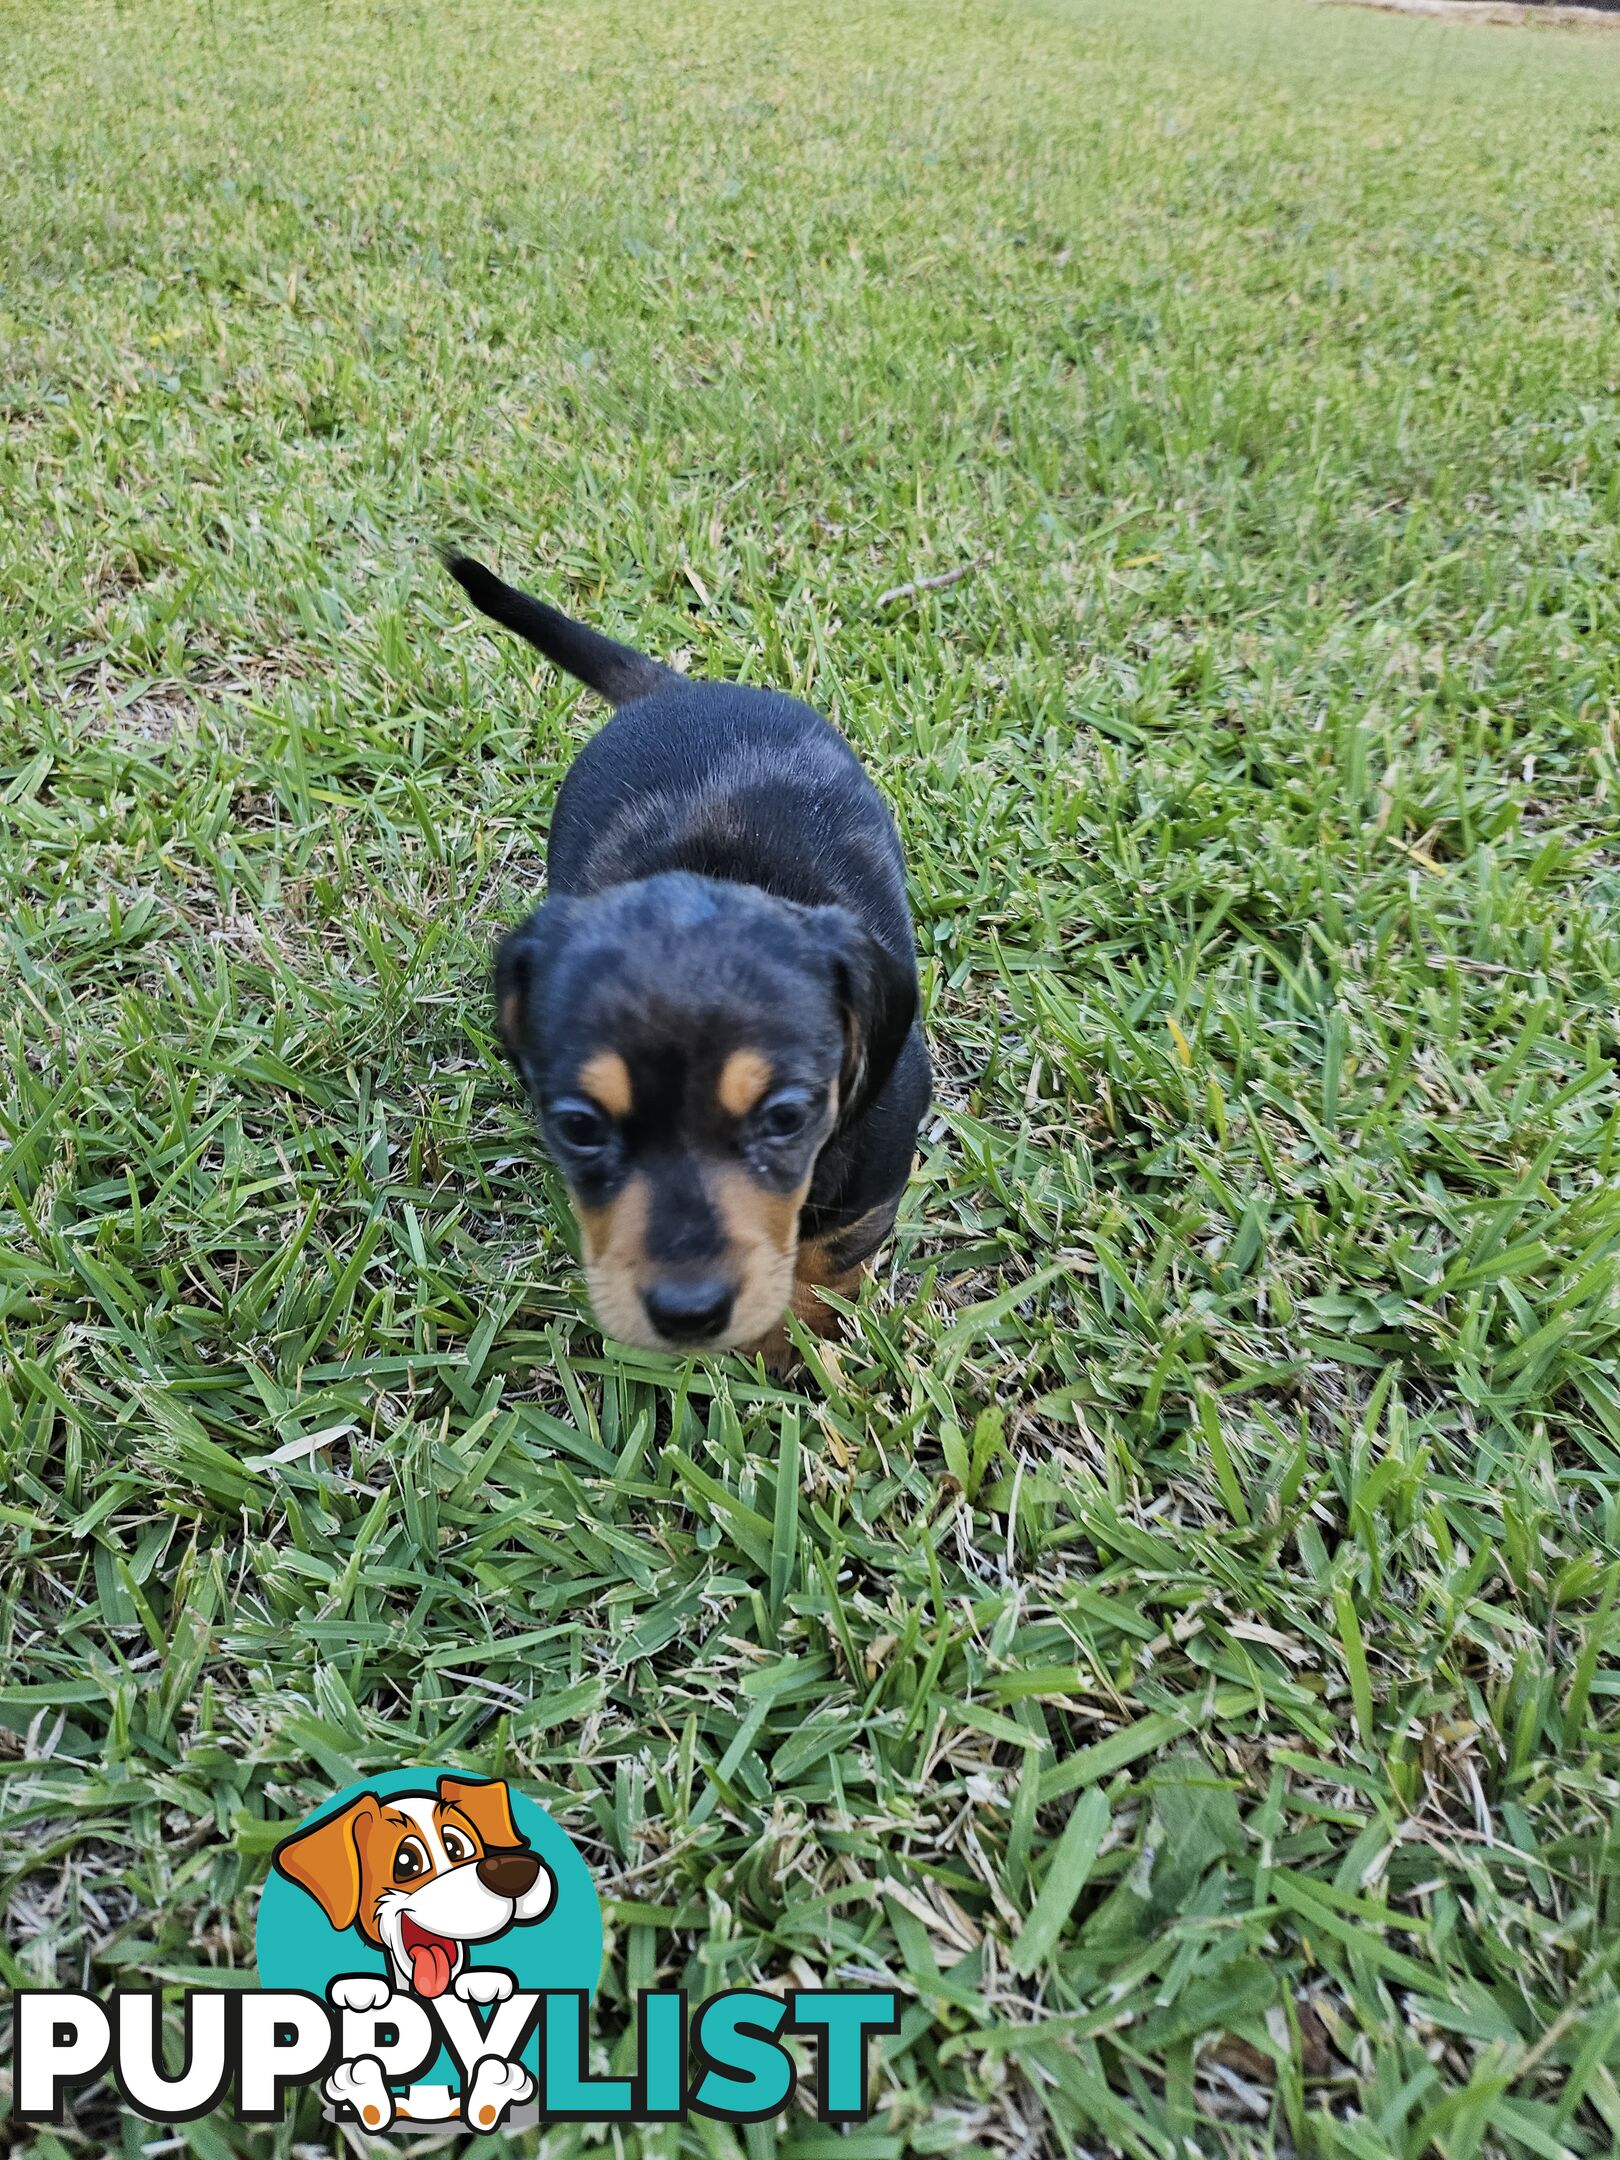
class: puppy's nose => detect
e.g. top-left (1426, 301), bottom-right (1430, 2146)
top-left (643, 1278), bottom-right (735, 1345)
top-left (477, 1850), bottom-right (541, 1898)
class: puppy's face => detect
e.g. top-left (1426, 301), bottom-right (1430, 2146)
top-left (496, 873), bottom-right (914, 1352)
top-left (272, 1775), bottom-right (556, 2000)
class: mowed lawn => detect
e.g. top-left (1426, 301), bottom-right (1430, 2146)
top-left (5, 0), bottom-right (1620, 2152)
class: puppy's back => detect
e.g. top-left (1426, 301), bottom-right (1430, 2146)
top-left (445, 553), bottom-right (915, 953)
top-left (551, 683), bottom-right (914, 959)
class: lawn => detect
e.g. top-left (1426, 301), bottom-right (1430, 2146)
top-left (4, 0), bottom-right (1620, 2151)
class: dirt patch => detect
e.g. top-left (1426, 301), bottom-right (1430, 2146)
top-left (1319, 0), bottom-right (1620, 24)
top-left (51, 656), bottom-right (297, 748)
top-left (91, 681), bottom-right (202, 745)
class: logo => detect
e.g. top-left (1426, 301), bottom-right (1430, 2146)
top-left (12, 1767), bottom-right (898, 2132)
top-left (257, 1768), bottom-right (602, 2128)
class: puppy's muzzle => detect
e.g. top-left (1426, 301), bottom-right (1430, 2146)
top-left (476, 1847), bottom-right (542, 1898)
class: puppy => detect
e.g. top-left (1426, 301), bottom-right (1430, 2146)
top-left (448, 551), bottom-right (930, 1365)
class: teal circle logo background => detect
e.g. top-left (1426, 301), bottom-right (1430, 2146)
top-left (256, 1769), bottom-right (602, 2083)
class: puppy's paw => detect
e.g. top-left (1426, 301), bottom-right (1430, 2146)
top-left (326, 2056), bottom-right (394, 2131)
top-left (330, 1973), bottom-right (393, 2014)
top-left (463, 2056), bottom-right (533, 2131)
top-left (740, 1320), bottom-right (800, 1377)
top-left (454, 1965), bottom-right (515, 2006)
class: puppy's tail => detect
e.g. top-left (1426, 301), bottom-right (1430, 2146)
top-left (442, 551), bottom-right (680, 707)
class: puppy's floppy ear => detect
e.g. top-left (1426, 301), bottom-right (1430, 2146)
top-left (812, 907), bottom-right (917, 1128)
top-left (438, 1775), bottom-right (524, 1852)
top-left (494, 897), bottom-right (579, 1078)
top-left (272, 1794), bottom-right (381, 1931)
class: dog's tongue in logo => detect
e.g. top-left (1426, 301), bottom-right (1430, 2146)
top-left (402, 1916), bottom-right (457, 1998)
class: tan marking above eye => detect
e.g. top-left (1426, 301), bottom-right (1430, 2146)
top-left (717, 1048), bottom-right (773, 1119)
top-left (579, 1050), bottom-right (633, 1119)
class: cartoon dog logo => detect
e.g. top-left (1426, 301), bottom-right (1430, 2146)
top-left (273, 1774), bottom-right (557, 2128)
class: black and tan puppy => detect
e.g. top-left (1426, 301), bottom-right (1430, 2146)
top-left (448, 552), bottom-right (929, 1366)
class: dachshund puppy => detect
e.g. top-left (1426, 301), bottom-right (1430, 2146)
top-left (449, 552), bottom-right (929, 1365)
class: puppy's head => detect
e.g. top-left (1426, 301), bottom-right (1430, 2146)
top-left (494, 871), bottom-right (915, 1352)
top-left (272, 1776), bottom-right (554, 1998)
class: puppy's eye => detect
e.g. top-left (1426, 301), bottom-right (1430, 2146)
top-left (548, 1098), bottom-right (612, 1154)
top-left (755, 1091), bottom-right (813, 1142)
top-left (393, 1837), bottom-right (430, 1883)
top-left (442, 1828), bottom-right (475, 1865)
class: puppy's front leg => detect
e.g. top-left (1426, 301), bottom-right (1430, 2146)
top-left (744, 1228), bottom-right (879, 1374)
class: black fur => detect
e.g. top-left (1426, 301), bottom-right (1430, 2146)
top-left (457, 549), bottom-right (930, 1350)
top-left (445, 553), bottom-right (676, 707)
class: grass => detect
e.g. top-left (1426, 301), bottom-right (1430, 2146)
top-left (4, 0), bottom-right (1620, 2151)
